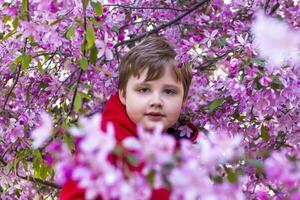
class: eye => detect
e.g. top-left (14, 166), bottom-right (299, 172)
top-left (137, 87), bottom-right (150, 93)
top-left (164, 89), bottom-right (176, 95)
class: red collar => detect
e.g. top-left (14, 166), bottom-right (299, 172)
top-left (101, 94), bottom-right (137, 142)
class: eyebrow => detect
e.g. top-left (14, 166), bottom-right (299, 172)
top-left (135, 82), bottom-right (180, 90)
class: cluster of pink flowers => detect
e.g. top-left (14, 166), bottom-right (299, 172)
top-left (46, 114), bottom-right (245, 199)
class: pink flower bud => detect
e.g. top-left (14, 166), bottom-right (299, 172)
top-left (43, 76), bottom-right (51, 83)
top-left (107, 41), bottom-right (114, 47)
top-left (118, 34), bottom-right (125, 41)
top-left (50, 2), bottom-right (58, 13)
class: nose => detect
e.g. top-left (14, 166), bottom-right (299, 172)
top-left (150, 93), bottom-right (163, 108)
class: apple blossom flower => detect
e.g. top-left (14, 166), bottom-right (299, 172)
top-left (178, 125), bottom-right (193, 138)
top-left (251, 10), bottom-right (300, 70)
top-left (31, 112), bottom-right (53, 148)
top-left (95, 32), bottom-right (114, 60)
top-left (201, 29), bottom-right (218, 48)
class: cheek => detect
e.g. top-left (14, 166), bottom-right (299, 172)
top-left (126, 100), bottom-right (145, 123)
top-left (165, 98), bottom-right (183, 124)
top-left (166, 98), bottom-right (184, 113)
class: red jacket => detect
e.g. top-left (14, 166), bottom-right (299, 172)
top-left (60, 94), bottom-right (198, 200)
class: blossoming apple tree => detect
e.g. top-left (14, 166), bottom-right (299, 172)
top-left (0, 0), bottom-right (300, 199)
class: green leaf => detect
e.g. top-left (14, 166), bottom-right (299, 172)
top-left (216, 38), bottom-right (227, 47)
top-left (32, 150), bottom-right (43, 178)
top-left (79, 91), bottom-right (91, 100)
top-left (80, 56), bottom-right (88, 70)
top-left (22, 0), bottom-right (28, 12)
top-left (4, 15), bottom-right (11, 23)
top-left (10, 92), bottom-right (16, 98)
top-left (22, 54), bottom-right (32, 70)
top-left (10, 64), bottom-right (17, 73)
top-left (63, 135), bottom-right (75, 151)
top-left (83, 83), bottom-right (93, 91)
top-left (227, 169), bottom-right (238, 183)
top-left (86, 25), bottom-right (95, 49)
top-left (90, 45), bottom-right (98, 64)
top-left (252, 58), bottom-right (265, 67)
top-left (12, 18), bottom-right (19, 30)
top-left (39, 164), bottom-right (51, 181)
top-left (246, 159), bottom-right (263, 169)
top-left (271, 76), bottom-right (283, 90)
top-left (146, 170), bottom-right (155, 187)
top-left (212, 175), bottom-right (224, 184)
top-left (6, 163), bottom-right (13, 171)
top-left (91, 1), bottom-right (103, 16)
top-left (37, 60), bottom-right (44, 74)
top-left (22, 160), bottom-right (28, 172)
top-left (261, 125), bottom-right (270, 142)
top-left (1, 30), bottom-right (16, 41)
top-left (112, 25), bottom-right (119, 34)
top-left (209, 98), bottom-right (224, 112)
top-left (74, 93), bottom-right (82, 113)
top-left (66, 25), bottom-right (75, 40)
top-left (126, 154), bottom-right (138, 166)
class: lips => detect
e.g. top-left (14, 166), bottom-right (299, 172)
top-left (145, 112), bottom-right (165, 121)
top-left (145, 112), bottom-right (165, 116)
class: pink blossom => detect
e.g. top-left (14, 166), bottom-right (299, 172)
top-left (201, 29), bottom-right (218, 48)
top-left (31, 112), bottom-right (53, 148)
top-left (252, 10), bottom-right (300, 69)
top-left (69, 114), bottom-right (116, 162)
top-left (95, 32), bottom-right (114, 60)
top-left (178, 125), bottom-right (193, 138)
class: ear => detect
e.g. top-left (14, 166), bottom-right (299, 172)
top-left (118, 90), bottom-right (126, 105)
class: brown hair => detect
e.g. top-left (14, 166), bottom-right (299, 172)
top-left (118, 36), bottom-right (192, 99)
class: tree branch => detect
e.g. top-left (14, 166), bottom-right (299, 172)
top-left (33, 51), bottom-right (73, 59)
top-left (114, 0), bottom-right (210, 48)
top-left (2, 64), bottom-right (22, 111)
top-left (104, 4), bottom-right (188, 11)
top-left (69, 0), bottom-right (87, 114)
top-left (17, 173), bottom-right (61, 189)
top-left (269, 2), bottom-right (280, 15)
top-left (264, 0), bottom-right (271, 10)
top-left (195, 50), bottom-right (233, 72)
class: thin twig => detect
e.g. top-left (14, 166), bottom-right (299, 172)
top-left (17, 174), bottom-right (61, 189)
top-left (33, 51), bottom-right (73, 59)
top-left (195, 50), bottom-right (233, 72)
top-left (264, 0), bottom-right (271, 10)
top-left (0, 157), bottom-right (6, 166)
top-left (2, 64), bottom-right (22, 111)
top-left (104, 4), bottom-right (188, 11)
top-left (69, 69), bottom-right (83, 113)
top-left (114, 0), bottom-right (210, 48)
top-left (269, 2), bottom-right (280, 15)
top-left (69, 0), bottom-right (88, 114)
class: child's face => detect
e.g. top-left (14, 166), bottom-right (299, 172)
top-left (119, 65), bottom-right (185, 131)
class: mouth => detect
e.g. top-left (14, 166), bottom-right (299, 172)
top-left (145, 112), bottom-right (165, 121)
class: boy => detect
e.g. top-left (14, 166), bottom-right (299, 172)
top-left (100, 36), bottom-right (198, 142)
top-left (60, 36), bottom-right (198, 200)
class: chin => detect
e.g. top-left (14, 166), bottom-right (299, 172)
top-left (143, 122), bottom-right (164, 132)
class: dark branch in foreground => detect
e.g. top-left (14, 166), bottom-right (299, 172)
top-left (114, 0), bottom-right (210, 48)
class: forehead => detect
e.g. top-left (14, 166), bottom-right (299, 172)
top-left (130, 65), bottom-right (183, 87)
